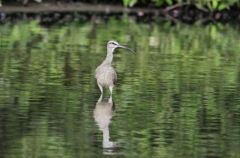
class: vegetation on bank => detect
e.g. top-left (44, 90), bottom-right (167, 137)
top-left (1, 0), bottom-right (240, 11)
top-left (122, 0), bottom-right (239, 11)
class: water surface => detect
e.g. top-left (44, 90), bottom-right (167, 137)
top-left (0, 19), bottom-right (240, 158)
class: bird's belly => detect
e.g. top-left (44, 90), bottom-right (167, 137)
top-left (97, 73), bottom-right (115, 87)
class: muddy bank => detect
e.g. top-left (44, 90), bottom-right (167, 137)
top-left (0, 2), bottom-right (240, 24)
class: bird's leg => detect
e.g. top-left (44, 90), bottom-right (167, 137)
top-left (109, 86), bottom-right (113, 97)
top-left (98, 83), bottom-right (103, 94)
top-left (108, 95), bottom-right (112, 104)
top-left (98, 93), bottom-right (103, 103)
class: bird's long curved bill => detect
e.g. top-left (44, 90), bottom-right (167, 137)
top-left (118, 45), bottom-right (135, 53)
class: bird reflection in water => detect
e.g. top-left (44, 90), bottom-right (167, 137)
top-left (93, 95), bottom-right (117, 154)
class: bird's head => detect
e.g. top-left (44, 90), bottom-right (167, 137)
top-left (107, 40), bottom-right (134, 53)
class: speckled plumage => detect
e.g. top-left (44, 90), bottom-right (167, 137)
top-left (95, 63), bottom-right (117, 88)
top-left (95, 40), bottom-right (134, 96)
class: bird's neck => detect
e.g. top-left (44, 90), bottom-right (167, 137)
top-left (102, 52), bottom-right (113, 65)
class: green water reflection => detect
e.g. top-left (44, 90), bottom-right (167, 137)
top-left (0, 19), bottom-right (240, 158)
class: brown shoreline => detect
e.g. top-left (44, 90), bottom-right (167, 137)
top-left (0, 3), bottom-right (161, 14)
top-left (0, 2), bottom-right (240, 24)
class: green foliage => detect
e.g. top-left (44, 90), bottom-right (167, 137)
top-left (1, 0), bottom-right (239, 11)
top-left (207, 0), bottom-right (230, 10)
top-left (119, 0), bottom-right (239, 10)
top-left (122, 0), bottom-right (138, 6)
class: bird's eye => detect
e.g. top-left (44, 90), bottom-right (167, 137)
top-left (109, 41), bottom-right (118, 46)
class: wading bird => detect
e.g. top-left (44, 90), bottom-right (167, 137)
top-left (95, 40), bottom-right (134, 96)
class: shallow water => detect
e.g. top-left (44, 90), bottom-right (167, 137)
top-left (0, 19), bottom-right (240, 158)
